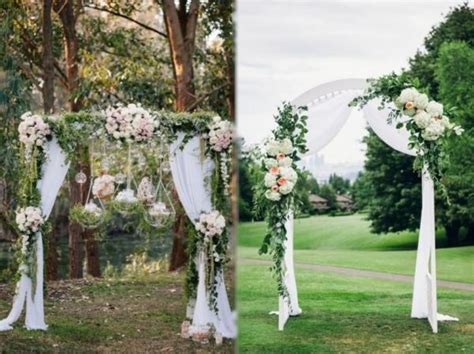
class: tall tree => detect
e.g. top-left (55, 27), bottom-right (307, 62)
top-left (53, 0), bottom-right (101, 278)
top-left (161, 0), bottom-right (200, 271)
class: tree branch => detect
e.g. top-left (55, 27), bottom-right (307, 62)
top-left (85, 4), bottom-right (168, 38)
top-left (185, 82), bottom-right (230, 112)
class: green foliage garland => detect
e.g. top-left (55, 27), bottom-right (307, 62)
top-left (255, 102), bottom-right (308, 297)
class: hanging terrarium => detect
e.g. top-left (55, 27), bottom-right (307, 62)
top-left (70, 169), bottom-right (108, 229)
top-left (111, 145), bottom-right (141, 216)
top-left (144, 154), bottom-right (175, 228)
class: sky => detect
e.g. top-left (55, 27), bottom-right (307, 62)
top-left (237, 0), bottom-right (465, 169)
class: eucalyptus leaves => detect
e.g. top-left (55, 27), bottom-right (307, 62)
top-left (256, 102), bottom-right (308, 297)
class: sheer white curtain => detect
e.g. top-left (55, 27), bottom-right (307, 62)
top-left (0, 138), bottom-right (69, 331)
top-left (169, 133), bottom-right (236, 338)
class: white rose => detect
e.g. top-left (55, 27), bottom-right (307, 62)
top-left (265, 140), bottom-right (280, 156)
top-left (426, 101), bottom-right (443, 117)
top-left (278, 182), bottom-right (294, 195)
top-left (265, 189), bottom-right (281, 201)
top-left (413, 111), bottom-right (432, 129)
top-left (278, 157), bottom-right (292, 168)
top-left (279, 138), bottom-right (294, 155)
top-left (422, 120), bottom-right (445, 141)
top-left (279, 167), bottom-right (297, 183)
top-left (264, 173), bottom-right (277, 187)
top-left (414, 93), bottom-right (429, 110)
top-left (264, 158), bottom-right (278, 169)
top-left (440, 116), bottom-right (453, 129)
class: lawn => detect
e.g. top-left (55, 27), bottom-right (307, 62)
top-left (239, 214), bottom-right (474, 283)
top-left (237, 264), bottom-right (474, 353)
top-left (0, 273), bottom-right (234, 353)
top-left (237, 213), bottom-right (474, 352)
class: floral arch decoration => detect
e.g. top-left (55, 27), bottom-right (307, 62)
top-left (0, 105), bottom-right (236, 339)
top-left (257, 78), bottom-right (462, 333)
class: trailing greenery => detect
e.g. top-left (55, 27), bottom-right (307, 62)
top-left (254, 102), bottom-right (308, 297)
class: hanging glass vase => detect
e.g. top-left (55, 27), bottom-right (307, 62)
top-left (144, 164), bottom-right (175, 228)
top-left (112, 144), bottom-right (141, 216)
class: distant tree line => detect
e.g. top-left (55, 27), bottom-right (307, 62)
top-left (240, 4), bottom-right (474, 247)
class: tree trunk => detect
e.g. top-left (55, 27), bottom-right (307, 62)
top-left (68, 160), bottom-right (84, 278)
top-left (42, 0), bottom-right (59, 281)
top-left (54, 1), bottom-right (101, 277)
top-left (162, 0), bottom-right (200, 271)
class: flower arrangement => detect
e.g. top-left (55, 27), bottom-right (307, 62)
top-left (15, 207), bottom-right (45, 275)
top-left (92, 174), bottom-right (115, 200)
top-left (70, 202), bottom-right (106, 229)
top-left (350, 74), bottom-right (463, 194)
top-left (16, 206), bottom-right (44, 235)
top-left (395, 88), bottom-right (463, 141)
top-left (263, 139), bottom-right (298, 201)
top-left (137, 177), bottom-right (155, 205)
top-left (104, 104), bottom-right (158, 143)
top-left (208, 116), bottom-right (233, 152)
top-left (18, 112), bottom-right (51, 160)
top-left (195, 210), bottom-right (228, 312)
top-left (255, 102), bottom-right (308, 297)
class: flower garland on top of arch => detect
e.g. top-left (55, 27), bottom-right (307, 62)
top-left (350, 74), bottom-right (463, 197)
top-left (255, 102), bottom-right (308, 298)
top-left (14, 105), bottom-right (234, 304)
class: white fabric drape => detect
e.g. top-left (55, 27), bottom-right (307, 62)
top-left (362, 99), bottom-right (416, 157)
top-left (411, 168), bottom-right (458, 332)
top-left (0, 138), bottom-right (69, 331)
top-left (169, 133), bottom-right (236, 338)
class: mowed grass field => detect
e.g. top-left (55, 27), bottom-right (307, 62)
top-left (239, 214), bottom-right (474, 283)
top-left (237, 214), bottom-right (474, 353)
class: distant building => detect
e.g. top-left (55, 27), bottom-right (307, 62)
top-left (309, 194), bottom-right (329, 212)
top-left (336, 195), bottom-right (353, 211)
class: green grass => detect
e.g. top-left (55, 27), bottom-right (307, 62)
top-left (237, 264), bottom-right (474, 353)
top-left (239, 214), bottom-right (474, 283)
top-left (0, 273), bottom-right (234, 352)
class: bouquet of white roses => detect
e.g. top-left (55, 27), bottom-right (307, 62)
top-left (104, 104), bottom-right (158, 143)
top-left (208, 116), bottom-right (233, 152)
top-left (395, 87), bottom-right (463, 141)
top-left (263, 138), bottom-right (298, 201)
top-left (18, 112), bottom-right (51, 159)
top-left (16, 206), bottom-right (44, 235)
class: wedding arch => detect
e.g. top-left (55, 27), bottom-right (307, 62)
top-left (0, 107), bottom-right (236, 340)
top-left (271, 78), bottom-right (459, 333)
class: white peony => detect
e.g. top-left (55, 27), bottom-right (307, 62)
top-left (413, 110), bottom-right (432, 129)
top-left (414, 93), bottom-right (429, 110)
top-left (426, 101), bottom-right (443, 117)
top-left (398, 88), bottom-right (419, 104)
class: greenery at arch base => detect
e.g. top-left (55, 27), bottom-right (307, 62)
top-left (13, 107), bottom-right (233, 311)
